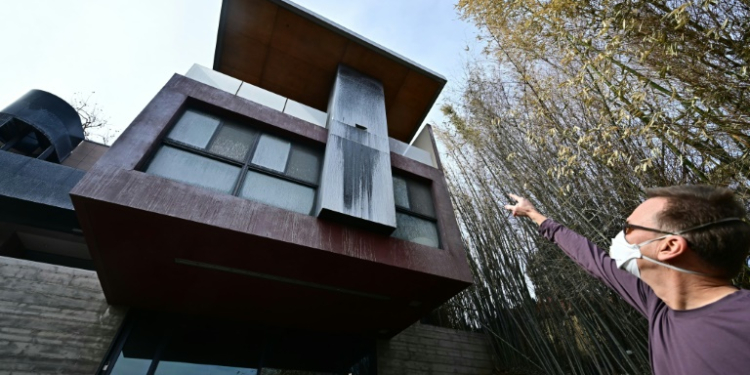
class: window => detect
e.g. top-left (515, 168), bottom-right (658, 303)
top-left (390, 175), bottom-right (440, 248)
top-left (146, 109), bottom-right (322, 215)
top-left (0, 117), bottom-right (54, 160)
top-left (104, 312), bottom-right (375, 375)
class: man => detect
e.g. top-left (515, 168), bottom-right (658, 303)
top-left (505, 185), bottom-right (750, 375)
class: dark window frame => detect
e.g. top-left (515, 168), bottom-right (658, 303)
top-left (391, 173), bottom-right (441, 248)
top-left (99, 311), bottom-right (377, 375)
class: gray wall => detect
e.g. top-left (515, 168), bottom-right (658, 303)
top-left (0, 257), bottom-right (126, 374)
top-left (378, 323), bottom-right (495, 375)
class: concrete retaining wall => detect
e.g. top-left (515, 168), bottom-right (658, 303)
top-left (378, 323), bottom-right (495, 375)
top-left (0, 256), bottom-right (494, 375)
top-left (0, 257), bottom-right (126, 374)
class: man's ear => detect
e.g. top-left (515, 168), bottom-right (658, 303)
top-left (656, 235), bottom-right (688, 262)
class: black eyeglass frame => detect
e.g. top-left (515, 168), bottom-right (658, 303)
top-left (623, 222), bottom-right (673, 236)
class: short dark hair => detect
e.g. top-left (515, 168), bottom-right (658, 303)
top-left (646, 185), bottom-right (750, 278)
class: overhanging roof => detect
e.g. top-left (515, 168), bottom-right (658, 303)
top-left (213, 0), bottom-right (446, 142)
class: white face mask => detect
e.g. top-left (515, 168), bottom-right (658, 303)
top-left (608, 218), bottom-right (745, 278)
top-left (608, 231), bottom-right (700, 278)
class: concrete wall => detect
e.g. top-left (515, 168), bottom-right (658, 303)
top-left (0, 255), bottom-right (493, 374)
top-left (378, 323), bottom-right (495, 375)
top-left (0, 257), bottom-right (126, 374)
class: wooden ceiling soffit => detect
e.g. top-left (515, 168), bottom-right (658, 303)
top-left (215, 0), bottom-right (446, 142)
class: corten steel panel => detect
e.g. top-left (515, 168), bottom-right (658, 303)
top-left (214, 0), bottom-right (446, 142)
top-left (70, 75), bottom-right (472, 337)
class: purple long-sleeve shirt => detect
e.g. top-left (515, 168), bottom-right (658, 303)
top-left (539, 219), bottom-right (750, 375)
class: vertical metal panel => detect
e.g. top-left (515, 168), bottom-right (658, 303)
top-left (316, 65), bottom-right (396, 233)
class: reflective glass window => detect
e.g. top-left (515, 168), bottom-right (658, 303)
top-left (240, 171), bottom-right (316, 215)
top-left (407, 180), bottom-right (435, 217)
top-left (147, 146), bottom-right (240, 194)
top-left (147, 108), bottom-right (323, 216)
top-left (108, 318), bottom-right (164, 375)
top-left (392, 212), bottom-right (440, 248)
top-left (167, 110), bottom-right (220, 148)
top-left (155, 362), bottom-right (258, 375)
top-left (287, 145), bottom-right (321, 184)
top-left (392, 176), bottom-right (410, 209)
top-left (106, 313), bottom-right (375, 375)
top-left (109, 352), bottom-right (152, 375)
top-left (391, 175), bottom-right (439, 248)
top-left (252, 134), bottom-right (291, 172)
top-left (261, 369), bottom-right (338, 375)
top-left (208, 121), bottom-right (258, 161)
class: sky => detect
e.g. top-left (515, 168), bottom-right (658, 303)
top-left (0, 0), bottom-right (482, 144)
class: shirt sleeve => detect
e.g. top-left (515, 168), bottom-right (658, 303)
top-left (538, 219), bottom-right (653, 316)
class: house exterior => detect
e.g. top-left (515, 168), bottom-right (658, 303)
top-left (0, 1), bottom-right (494, 374)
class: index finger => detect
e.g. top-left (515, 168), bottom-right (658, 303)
top-left (508, 193), bottom-right (523, 202)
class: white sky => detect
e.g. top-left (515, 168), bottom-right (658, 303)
top-left (0, 0), bottom-right (482, 144)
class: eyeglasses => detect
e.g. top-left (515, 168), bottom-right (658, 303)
top-left (623, 222), bottom-right (673, 236)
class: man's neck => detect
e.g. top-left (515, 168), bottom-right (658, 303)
top-left (649, 272), bottom-right (738, 310)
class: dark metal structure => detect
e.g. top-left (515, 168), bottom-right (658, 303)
top-left (0, 89), bottom-right (84, 162)
top-left (0, 90), bottom-right (86, 233)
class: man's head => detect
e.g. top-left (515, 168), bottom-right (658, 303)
top-left (633, 185), bottom-right (750, 279)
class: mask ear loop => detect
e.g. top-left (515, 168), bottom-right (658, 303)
top-left (637, 218), bottom-right (746, 277)
top-left (635, 234), bottom-right (708, 275)
top-left (670, 218), bottom-right (747, 277)
top-left (639, 255), bottom-right (710, 276)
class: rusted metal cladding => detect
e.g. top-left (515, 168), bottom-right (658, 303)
top-left (316, 65), bottom-right (397, 233)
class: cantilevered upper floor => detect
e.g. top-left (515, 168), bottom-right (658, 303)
top-left (69, 0), bottom-right (472, 338)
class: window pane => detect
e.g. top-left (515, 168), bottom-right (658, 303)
top-left (155, 319), bottom-right (261, 375)
top-left (286, 145), bottom-right (321, 184)
top-left (407, 180), bottom-right (436, 218)
top-left (109, 319), bottom-right (164, 375)
top-left (167, 110), bottom-right (221, 149)
top-left (392, 176), bottom-right (409, 209)
top-left (261, 369), bottom-right (338, 375)
top-left (208, 121), bottom-right (258, 161)
top-left (251, 134), bottom-right (291, 172)
top-left (155, 362), bottom-right (258, 375)
top-left (146, 146), bottom-right (240, 194)
top-left (240, 171), bottom-right (315, 215)
top-left (110, 352), bottom-right (153, 375)
top-left (392, 212), bottom-right (440, 248)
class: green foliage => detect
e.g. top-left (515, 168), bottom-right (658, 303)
top-left (439, 1), bottom-right (750, 374)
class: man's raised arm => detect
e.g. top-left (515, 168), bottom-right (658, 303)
top-left (503, 194), bottom-right (650, 316)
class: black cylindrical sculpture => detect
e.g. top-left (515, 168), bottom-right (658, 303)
top-left (0, 89), bottom-right (84, 162)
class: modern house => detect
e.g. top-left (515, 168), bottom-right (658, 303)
top-left (0, 1), bottom-right (493, 374)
